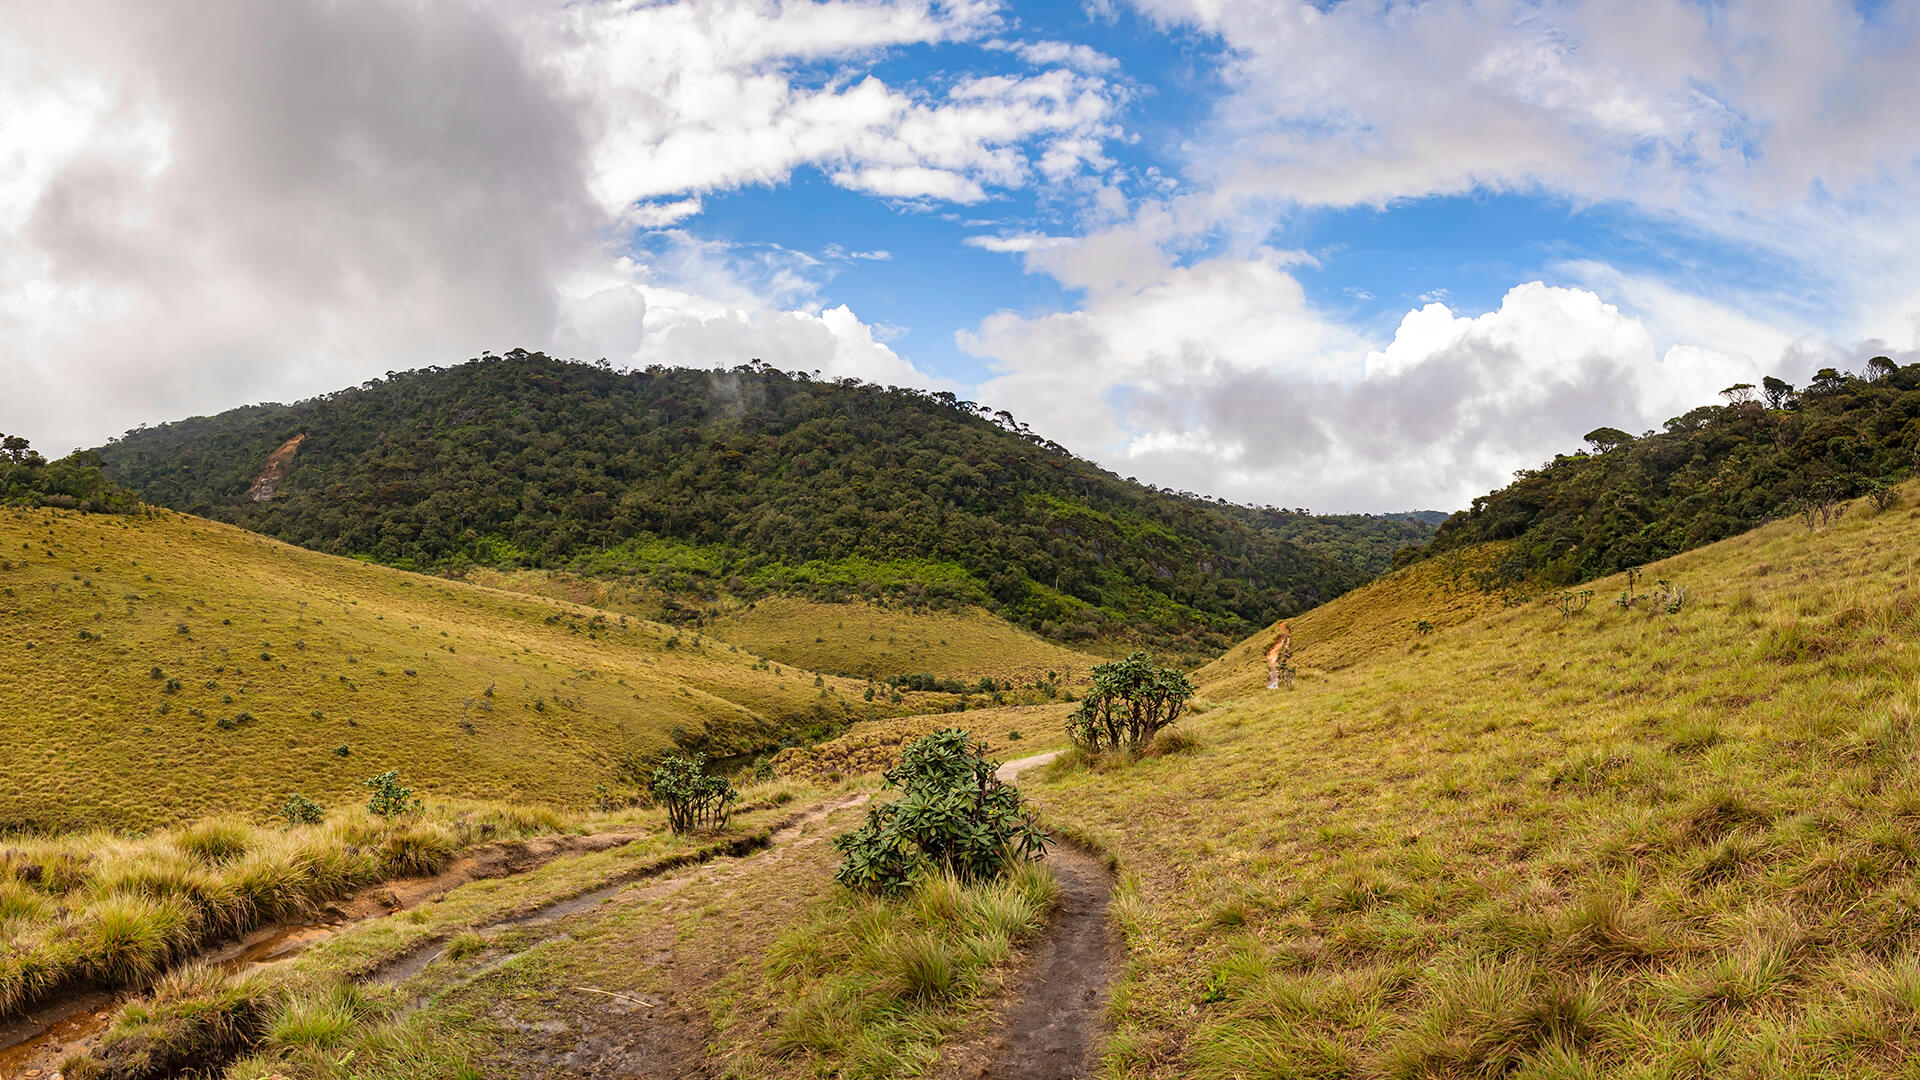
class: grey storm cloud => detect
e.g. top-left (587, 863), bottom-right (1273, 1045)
top-left (2, 0), bottom-right (601, 453)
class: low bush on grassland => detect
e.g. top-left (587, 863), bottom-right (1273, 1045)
top-left (832, 728), bottom-right (1049, 894)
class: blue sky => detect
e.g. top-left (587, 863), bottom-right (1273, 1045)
top-left (4, 0), bottom-right (1919, 511)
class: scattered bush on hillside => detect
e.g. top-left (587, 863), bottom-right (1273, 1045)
top-left (833, 729), bottom-right (1050, 895)
top-left (1066, 651), bottom-right (1195, 755)
top-left (278, 795), bottom-right (325, 826)
top-left (649, 755), bottom-right (737, 834)
top-left (1555, 590), bottom-right (1594, 618)
top-left (363, 770), bottom-right (420, 818)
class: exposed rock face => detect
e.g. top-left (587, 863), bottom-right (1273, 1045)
top-left (246, 433), bottom-right (305, 502)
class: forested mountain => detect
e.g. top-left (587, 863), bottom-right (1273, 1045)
top-left (98, 352), bottom-right (1413, 654)
top-left (1416, 357), bottom-right (1920, 582)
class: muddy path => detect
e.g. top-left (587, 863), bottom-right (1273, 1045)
top-left (5, 792), bottom-right (875, 1080)
top-left (465, 791), bottom-right (875, 1078)
top-left (940, 749), bottom-right (1120, 1080)
top-left (0, 826), bottom-right (656, 1078)
top-left (963, 845), bottom-right (1121, 1079)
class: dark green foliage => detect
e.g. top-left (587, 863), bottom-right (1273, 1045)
top-left (278, 794), bottom-right (325, 826)
top-left (94, 352), bottom-right (1412, 654)
top-left (1066, 651), bottom-right (1195, 753)
top-left (833, 729), bottom-right (1050, 894)
top-left (1420, 358), bottom-right (1920, 583)
top-left (649, 755), bottom-right (737, 834)
top-left (362, 770), bottom-right (419, 818)
top-left (0, 434), bottom-right (137, 513)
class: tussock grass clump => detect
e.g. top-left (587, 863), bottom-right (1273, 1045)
top-left (764, 860), bottom-right (1057, 1075)
top-left (175, 817), bottom-right (252, 863)
top-left (0, 798), bottom-right (580, 1022)
top-left (63, 963), bottom-right (274, 1080)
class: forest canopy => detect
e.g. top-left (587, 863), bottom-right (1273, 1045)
top-left (1416, 358), bottom-right (1920, 583)
top-left (1, 434), bottom-right (136, 513)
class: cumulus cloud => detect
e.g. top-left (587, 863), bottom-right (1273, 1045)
top-left (0, 0), bottom-right (1119, 456)
top-left (964, 256), bottom-right (1819, 511)
top-left (947, 0), bottom-right (1920, 511)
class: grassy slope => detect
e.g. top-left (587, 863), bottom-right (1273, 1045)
top-left (0, 507), bottom-right (883, 831)
top-left (465, 569), bottom-right (1111, 682)
top-left (1031, 487), bottom-right (1920, 1078)
top-left (1191, 542), bottom-right (1514, 700)
top-left (701, 597), bottom-right (1110, 682)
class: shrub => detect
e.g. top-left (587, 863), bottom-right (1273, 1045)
top-left (1066, 651), bottom-right (1195, 754)
top-left (833, 729), bottom-right (1050, 894)
top-left (649, 755), bottom-right (737, 834)
top-left (363, 770), bottom-right (421, 818)
top-left (278, 795), bottom-right (326, 827)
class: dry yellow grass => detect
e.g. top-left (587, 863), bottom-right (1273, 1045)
top-left (0, 507), bottom-right (884, 831)
top-left (771, 703), bottom-right (1071, 783)
top-left (464, 568), bottom-right (1110, 685)
top-left (1192, 541), bottom-right (1513, 699)
top-left (1029, 485), bottom-right (1920, 1077)
top-left (702, 596), bottom-right (1110, 683)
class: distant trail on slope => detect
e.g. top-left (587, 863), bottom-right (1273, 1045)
top-left (996, 750), bottom-right (1060, 784)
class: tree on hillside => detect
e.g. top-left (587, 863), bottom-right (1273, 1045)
top-left (1584, 427), bottom-right (1634, 454)
top-left (0, 434), bottom-right (134, 512)
top-left (1422, 356), bottom-right (1920, 587)
top-left (1761, 376), bottom-right (1795, 410)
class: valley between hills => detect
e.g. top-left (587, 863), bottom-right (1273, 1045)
top-left (6, 355), bottom-right (1920, 1079)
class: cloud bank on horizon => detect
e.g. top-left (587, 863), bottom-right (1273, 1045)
top-left (3, 0), bottom-right (1917, 513)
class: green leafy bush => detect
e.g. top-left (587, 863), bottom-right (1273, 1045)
top-left (649, 755), bottom-right (737, 834)
top-left (1066, 651), bottom-right (1194, 754)
top-left (363, 770), bottom-right (421, 818)
top-left (278, 794), bottom-right (325, 826)
top-left (833, 728), bottom-right (1050, 894)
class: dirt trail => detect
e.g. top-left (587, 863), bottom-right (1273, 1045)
top-left (363, 794), bottom-right (873, 988)
top-left (0, 827), bottom-right (653, 1078)
top-left (472, 791), bottom-right (874, 1078)
top-left (997, 750), bottom-right (1060, 784)
top-left (939, 749), bottom-right (1120, 1080)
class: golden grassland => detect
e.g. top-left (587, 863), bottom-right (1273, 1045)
top-left (701, 596), bottom-right (1111, 683)
top-left (1191, 541), bottom-right (1513, 700)
top-left (0, 508), bottom-right (889, 831)
top-left (43, 781), bottom-right (828, 1078)
top-left (1031, 485), bottom-right (1920, 1078)
top-left (465, 568), bottom-right (1110, 684)
top-left (771, 703), bottom-right (1072, 783)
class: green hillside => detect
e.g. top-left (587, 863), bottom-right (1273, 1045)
top-left (93, 352), bottom-right (1410, 657)
top-left (0, 506), bottom-right (895, 832)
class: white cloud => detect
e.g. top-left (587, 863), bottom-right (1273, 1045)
top-left (984, 37), bottom-right (1122, 74)
top-left (548, 3), bottom-right (1125, 211)
top-left (0, 0), bottom-right (1109, 456)
top-left (962, 247), bottom-right (1824, 511)
top-left (962, 232), bottom-right (1073, 253)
